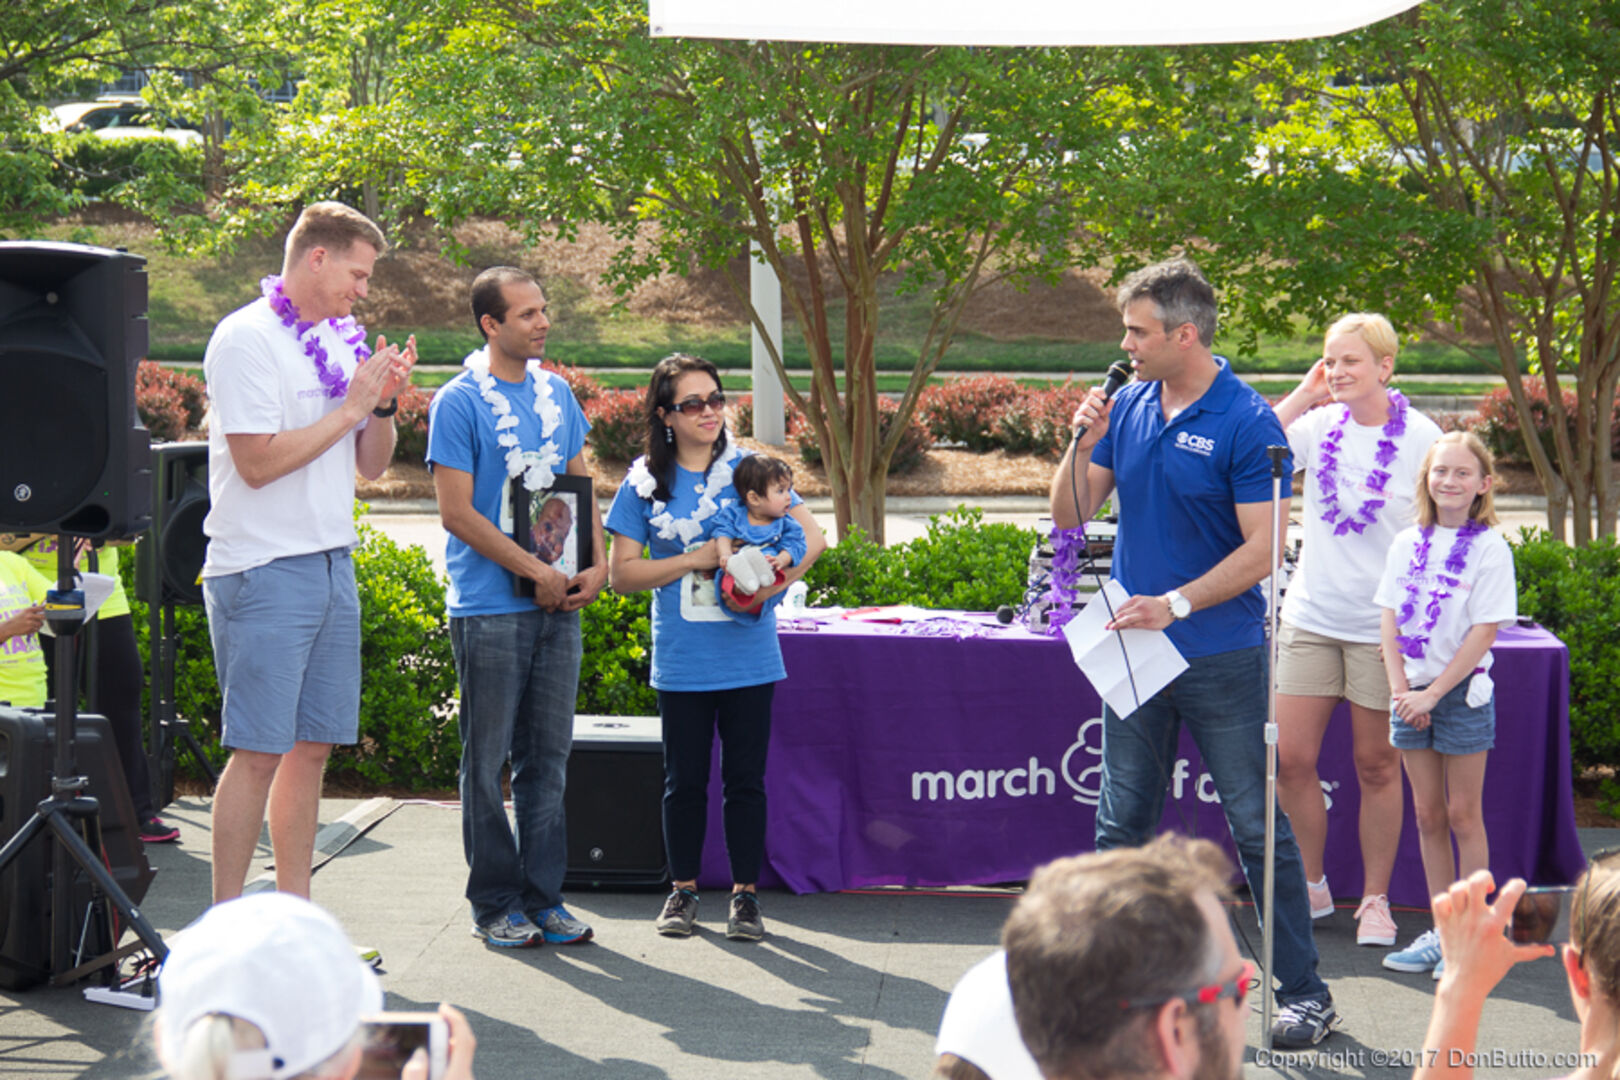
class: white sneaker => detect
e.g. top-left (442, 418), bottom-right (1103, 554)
top-left (1307, 876), bottom-right (1333, 919)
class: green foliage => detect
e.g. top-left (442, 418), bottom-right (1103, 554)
top-left (340, 515), bottom-right (460, 789)
top-left (1512, 530), bottom-right (1620, 793)
top-left (577, 583), bottom-right (657, 717)
top-left (124, 508), bottom-right (463, 789)
top-left (804, 507), bottom-right (1037, 612)
top-left (792, 395), bottom-right (932, 475)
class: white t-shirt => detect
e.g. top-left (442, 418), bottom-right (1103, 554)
top-left (1282, 402), bottom-right (1443, 643)
top-left (201, 298), bottom-right (367, 577)
top-left (1374, 523), bottom-right (1518, 687)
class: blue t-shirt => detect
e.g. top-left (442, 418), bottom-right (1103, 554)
top-left (1092, 357), bottom-right (1292, 659)
top-left (710, 503), bottom-right (809, 565)
top-left (426, 368), bottom-right (591, 618)
top-left (605, 450), bottom-right (801, 692)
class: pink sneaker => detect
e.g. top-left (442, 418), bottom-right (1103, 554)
top-left (1308, 877), bottom-right (1333, 919)
top-left (1355, 894), bottom-right (1398, 946)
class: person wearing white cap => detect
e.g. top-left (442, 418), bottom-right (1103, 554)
top-left (155, 892), bottom-right (476, 1080)
top-left (933, 950), bottom-right (1043, 1080)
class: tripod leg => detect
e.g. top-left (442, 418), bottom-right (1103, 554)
top-left (178, 726), bottom-right (220, 787)
top-left (0, 810), bottom-right (51, 870)
top-left (42, 807), bottom-right (167, 963)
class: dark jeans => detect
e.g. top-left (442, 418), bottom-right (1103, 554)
top-left (658, 684), bottom-right (775, 885)
top-left (1095, 645), bottom-right (1328, 1004)
top-left (449, 610), bottom-right (581, 925)
top-left (44, 614), bottom-right (154, 822)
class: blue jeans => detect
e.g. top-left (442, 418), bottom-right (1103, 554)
top-left (1095, 645), bottom-right (1327, 1004)
top-left (449, 610), bottom-right (581, 925)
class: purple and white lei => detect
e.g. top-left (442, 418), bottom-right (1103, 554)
top-left (1394, 518), bottom-right (1487, 660)
top-left (1317, 388), bottom-right (1408, 536)
top-left (461, 346), bottom-right (563, 491)
top-left (260, 275), bottom-right (368, 399)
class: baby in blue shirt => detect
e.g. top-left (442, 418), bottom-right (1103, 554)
top-left (714, 454), bottom-right (808, 612)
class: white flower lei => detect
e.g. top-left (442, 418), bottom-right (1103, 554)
top-left (462, 346), bottom-right (563, 490)
top-left (627, 437), bottom-right (745, 544)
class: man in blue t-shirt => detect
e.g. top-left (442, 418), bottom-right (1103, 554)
top-left (426, 266), bottom-right (608, 950)
top-left (1047, 257), bottom-right (1335, 1050)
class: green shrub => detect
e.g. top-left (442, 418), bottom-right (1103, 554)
top-left (55, 136), bottom-right (203, 200)
top-left (1512, 530), bottom-right (1620, 797)
top-left (993, 380), bottom-right (1090, 457)
top-left (578, 580), bottom-right (658, 717)
top-left (917, 375), bottom-right (1024, 451)
top-left (804, 506), bottom-right (1037, 611)
top-left (126, 507), bottom-right (462, 788)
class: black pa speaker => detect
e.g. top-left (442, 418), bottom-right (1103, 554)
top-left (136, 442), bottom-right (209, 606)
top-left (0, 241), bottom-right (151, 540)
top-left (0, 707), bottom-right (155, 990)
top-left (564, 716), bottom-right (668, 888)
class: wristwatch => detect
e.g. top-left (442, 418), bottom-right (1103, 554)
top-left (372, 398), bottom-right (399, 418)
top-left (1164, 589), bottom-right (1192, 621)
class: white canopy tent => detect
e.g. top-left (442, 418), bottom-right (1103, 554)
top-left (648, 0), bottom-right (1424, 46)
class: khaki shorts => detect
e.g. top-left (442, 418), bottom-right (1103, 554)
top-left (1275, 622), bottom-right (1391, 712)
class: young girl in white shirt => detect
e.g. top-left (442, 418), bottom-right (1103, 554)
top-left (1374, 431), bottom-right (1518, 978)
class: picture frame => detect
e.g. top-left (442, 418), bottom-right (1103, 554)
top-left (510, 473), bottom-right (593, 597)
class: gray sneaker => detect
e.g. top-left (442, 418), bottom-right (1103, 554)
top-left (1270, 993), bottom-right (1338, 1048)
top-left (472, 912), bottom-right (543, 948)
top-left (726, 891), bottom-right (765, 941)
top-left (534, 904), bottom-right (593, 944)
top-left (656, 888), bottom-right (700, 936)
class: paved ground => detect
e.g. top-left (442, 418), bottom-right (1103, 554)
top-left (1, 799), bottom-right (1610, 1080)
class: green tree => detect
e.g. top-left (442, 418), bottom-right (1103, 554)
top-left (1131, 2), bottom-right (1620, 542)
top-left (214, 1), bottom-right (1145, 542)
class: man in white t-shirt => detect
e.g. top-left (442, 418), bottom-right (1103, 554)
top-left (200, 202), bottom-right (414, 903)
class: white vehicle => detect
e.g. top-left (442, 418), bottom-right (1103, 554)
top-left (47, 98), bottom-right (202, 147)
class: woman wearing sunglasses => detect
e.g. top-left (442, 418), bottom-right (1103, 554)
top-left (605, 353), bottom-right (825, 942)
top-left (1413, 861), bottom-right (1617, 1080)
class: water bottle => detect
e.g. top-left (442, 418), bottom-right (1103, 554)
top-left (784, 581), bottom-right (809, 612)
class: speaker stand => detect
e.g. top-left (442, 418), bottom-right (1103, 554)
top-left (147, 596), bottom-right (219, 804)
top-left (0, 541), bottom-right (167, 991)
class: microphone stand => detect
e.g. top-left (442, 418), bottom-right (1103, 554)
top-left (1260, 444), bottom-right (1288, 1042)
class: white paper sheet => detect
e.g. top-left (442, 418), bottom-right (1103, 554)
top-left (1060, 580), bottom-right (1188, 719)
top-left (37, 571), bottom-right (118, 636)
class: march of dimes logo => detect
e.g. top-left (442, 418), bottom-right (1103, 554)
top-left (909, 716), bottom-right (1336, 810)
top-left (1175, 430), bottom-right (1217, 457)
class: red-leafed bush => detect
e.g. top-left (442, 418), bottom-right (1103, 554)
top-left (1467, 380), bottom-right (1620, 466)
top-left (584, 390), bottom-right (647, 463)
top-left (541, 359), bottom-right (602, 405)
top-left (917, 375), bottom-right (1025, 451)
top-left (393, 385), bottom-right (435, 466)
top-left (992, 379), bottom-right (1091, 456)
top-left (730, 393), bottom-right (806, 440)
top-left (791, 396), bottom-right (933, 474)
top-left (137, 361), bottom-right (208, 441)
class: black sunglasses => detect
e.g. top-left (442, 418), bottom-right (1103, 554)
top-left (1119, 960), bottom-right (1257, 1012)
top-left (670, 391), bottom-right (726, 416)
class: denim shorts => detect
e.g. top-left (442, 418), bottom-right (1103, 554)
top-left (1389, 678), bottom-right (1495, 755)
top-left (203, 549), bottom-right (361, 754)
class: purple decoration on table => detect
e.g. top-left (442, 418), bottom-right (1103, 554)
top-left (1318, 388), bottom-right (1409, 534)
top-left (1045, 527), bottom-right (1087, 635)
top-left (261, 275), bottom-right (371, 399)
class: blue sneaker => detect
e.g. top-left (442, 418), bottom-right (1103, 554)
top-left (1383, 928), bottom-right (1442, 973)
top-left (473, 912), bottom-right (543, 948)
top-left (1433, 956), bottom-right (1445, 980)
top-left (534, 904), bottom-right (593, 944)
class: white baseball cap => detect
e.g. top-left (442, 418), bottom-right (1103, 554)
top-left (935, 950), bottom-right (1044, 1080)
top-left (157, 893), bottom-right (383, 1080)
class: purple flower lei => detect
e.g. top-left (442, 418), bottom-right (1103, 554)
top-left (1045, 527), bottom-right (1087, 634)
top-left (260, 275), bottom-right (370, 399)
top-left (1317, 388), bottom-right (1408, 536)
top-left (1394, 518), bottom-right (1487, 660)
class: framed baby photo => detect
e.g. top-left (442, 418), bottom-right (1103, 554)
top-left (510, 473), bottom-right (593, 597)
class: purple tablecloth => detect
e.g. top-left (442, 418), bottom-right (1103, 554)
top-left (696, 615), bottom-right (1584, 906)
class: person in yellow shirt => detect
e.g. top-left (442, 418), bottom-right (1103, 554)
top-left (6, 536), bottom-right (177, 844)
top-left (0, 550), bottom-right (49, 709)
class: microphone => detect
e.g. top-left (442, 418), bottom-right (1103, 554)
top-left (1072, 361), bottom-right (1134, 446)
top-left (996, 604), bottom-right (1015, 625)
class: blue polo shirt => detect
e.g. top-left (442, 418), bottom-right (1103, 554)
top-left (1092, 357), bottom-right (1291, 659)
